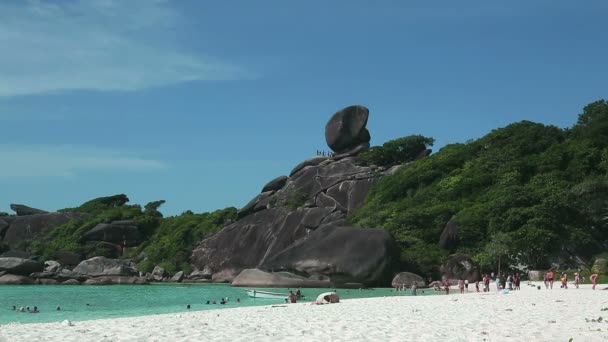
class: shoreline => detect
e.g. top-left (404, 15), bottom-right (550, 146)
top-left (1, 283), bottom-right (607, 341)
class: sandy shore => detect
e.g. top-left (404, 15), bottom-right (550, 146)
top-left (1, 283), bottom-right (607, 342)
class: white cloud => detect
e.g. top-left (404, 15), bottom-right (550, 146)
top-left (0, 145), bottom-right (167, 178)
top-left (0, 0), bottom-right (243, 97)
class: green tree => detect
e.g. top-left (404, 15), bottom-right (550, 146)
top-left (360, 135), bottom-right (435, 166)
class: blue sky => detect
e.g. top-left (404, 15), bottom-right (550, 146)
top-left (1, 0), bottom-right (607, 216)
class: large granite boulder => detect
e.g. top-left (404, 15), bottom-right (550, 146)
top-left (170, 271), bottom-right (185, 282)
top-left (0, 257), bottom-right (44, 275)
top-left (289, 157), bottom-right (327, 177)
top-left (191, 207), bottom-right (337, 283)
top-left (151, 266), bottom-right (168, 281)
top-left (232, 268), bottom-right (331, 288)
top-left (261, 225), bottom-right (399, 286)
top-left (10, 204), bottom-right (48, 216)
top-left (325, 105), bottom-right (371, 154)
top-left (80, 220), bottom-right (141, 246)
top-left (2, 212), bottom-right (85, 248)
top-left (440, 254), bottom-right (480, 283)
top-left (439, 216), bottom-right (458, 250)
top-left (262, 176), bottom-right (289, 193)
top-left (188, 268), bottom-right (212, 280)
top-left (44, 261), bottom-right (61, 273)
top-left (0, 274), bottom-right (36, 285)
top-left (73, 257), bottom-right (138, 277)
top-left (237, 191), bottom-right (275, 219)
top-left (62, 279), bottom-right (81, 285)
top-left (391, 272), bottom-right (426, 288)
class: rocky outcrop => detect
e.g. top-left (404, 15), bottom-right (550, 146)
top-left (80, 220), bottom-right (141, 246)
top-left (391, 272), bottom-right (426, 288)
top-left (232, 269), bottom-right (331, 288)
top-left (62, 279), bottom-right (81, 285)
top-left (440, 254), bottom-right (480, 283)
top-left (262, 176), bottom-right (289, 193)
top-left (170, 271), bottom-right (184, 282)
top-left (44, 261), bottom-right (61, 273)
top-left (73, 257), bottom-right (138, 277)
top-left (439, 216), bottom-right (458, 250)
top-left (151, 266), bottom-right (168, 281)
top-left (325, 105), bottom-right (371, 154)
top-left (188, 268), bottom-right (212, 280)
top-left (262, 225), bottom-right (399, 286)
top-left (83, 276), bottom-right (147, 285)
top-left (10, 204), bottom-right (48, 216)
top-left (0, 274), bottom-right (36, 285)
top-left (1, 212), bottom-right (85, 248)
top-left (190, 105), bottom-right (412, 287)
top-left (0, 257), bottom-right (44, 275)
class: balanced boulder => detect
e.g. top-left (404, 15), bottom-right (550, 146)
top-left (325, 105), bottom-right (371, 154)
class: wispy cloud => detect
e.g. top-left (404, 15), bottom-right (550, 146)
top-left (0, 145), bottom-right (167, 178)
top-left (0, 0), bottom-right (244, 97)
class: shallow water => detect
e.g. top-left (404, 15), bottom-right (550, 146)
top-left (0, 283), bottom-right (435, 324)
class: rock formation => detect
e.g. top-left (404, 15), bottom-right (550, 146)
top-left (80, 220), bottom-right (141, 246)
top-left (1, 212), bottom-right (86, 249)
top-left (232, 269), bottom-right (331, 288)
top-left (10, 204), bottom-right (48, 216)
top-left (440, 254), bottom-right (480, 283)
top-left (191, 105), bottom-right (405, 287)
top-left (391, 272), bottom-right (426, 288)
top-left (439, 216), bottom-right (458, 250)
top-left (325, 105), bottom-right (371, 154)
top-left (0, 257), bottom-right (44, 276)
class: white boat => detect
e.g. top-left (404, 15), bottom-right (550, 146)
top-left (246, 289), bottom-right (288, 299)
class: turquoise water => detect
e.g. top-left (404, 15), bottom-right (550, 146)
top-left (0, 284), bottom-right (435, 324)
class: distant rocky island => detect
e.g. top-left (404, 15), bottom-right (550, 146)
top-left (2, 101), bottom-right (607, 287)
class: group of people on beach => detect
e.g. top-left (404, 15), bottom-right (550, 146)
top-left (543, 270), bottom-right (599, 290)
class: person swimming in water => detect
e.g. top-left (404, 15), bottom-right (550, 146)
top-left (30, 306), bottom-right (39, 313)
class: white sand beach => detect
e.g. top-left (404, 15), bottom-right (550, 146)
top-left (1, 283), bottom-right (607, 342)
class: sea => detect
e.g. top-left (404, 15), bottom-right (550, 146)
top-left (0, 284), bottom-right (436, 324)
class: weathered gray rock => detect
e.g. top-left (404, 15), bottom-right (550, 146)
top-left (73, 257), bottom-right (138, 277)
top-left (0, 219), bottom-right (9, 238)
top-left (170, 271), bottom-right (185, 282)
top-left (440, 254), bottom-right (480, 283)
top-left (10, 204), bottom-right (48, 216)
top-left (290, 157), bottom-right (327, 177)
top-left (439, 216), bottom-right (458, 250)
top-left (151, 266), bottom-right (167, 281)
top-left (44, 260), bottom-right (61, 273)
top-left (232, 269), bottom-right (331, 288)
top-left (325, 105), bottom-right (371, 154)
top-left (192, 207), bottom-right (342, 283)
top-left (38, 278), bottom-right (59, 285)
top-left (0, 257), bottom-right (44, 275)
top-left (62, 279), bottom-right (81, 285)
top-left (262, 225), bottom-right (400, 286)
top-left (2, 213), bottom-right (85, 248)
top-left (0, 274), bottom-right (36, 285)
top-left (237, 191), bottom-right (275, 219)
top-left (80, 220), bottom-right (141, 246)
top-left (262, 176), bottom-right (289, 193)
top-left (391, 272), bottom-right (426, 288)
top-left (54, 268), bottom-right (88, 282)
top-left (188, 268), bottom-right (212, 280)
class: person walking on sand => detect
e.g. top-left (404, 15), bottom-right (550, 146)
top-left (288, 291), bottom-right (297, 303)
top-left (444, 281), bottom-right (450, 295)
top-left (574, 273), bottom-right (580, 289)
top-left (590, 273), bottom-right (599, 290)
top-left (546, 270), bottom-right (555, 289)
top-left (459, 279), bottom-right (465, 294)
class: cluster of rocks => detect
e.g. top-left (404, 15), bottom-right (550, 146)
top-left (0, 256), bottom-right (147, 285)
